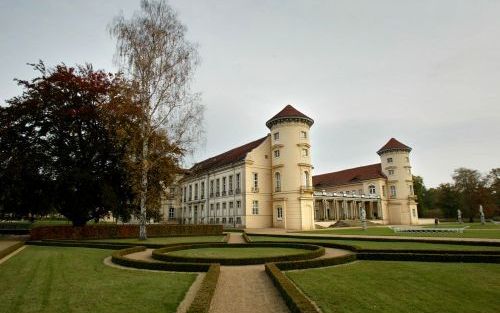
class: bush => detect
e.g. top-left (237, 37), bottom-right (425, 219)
top-left (265, 263), bottom-right (319, 313)
top-left (275, 253), bottom-right (357, 271)
top-left (0, 222), bottom-right (31, 230)
top-left (152, 242), bottom-right (325, 265)
top-left (111, 246), bottom-right (212, 272)
top-left (30, 224), bottom-right (223, 240)
top-left (357, 252), bottom-right (500, 263)
top-left (186, 264), bottom-right (220, 313)
top-left (26, 240), bottom-right (129, 250)
top-left (0, 241), bottom-right (24, 260)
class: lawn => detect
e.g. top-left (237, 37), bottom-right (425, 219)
top-left (287, 261), bottom-right (500, 313)
top-left (166, 247), bottom-right (311, 259)
top-left (423, 222), bottom-right (500, 230)
top-left (301, 226), bottom-right (500, 239)
top-left (0, 246), bottom-right (196, 313)
top-left (248, 235), bottom-right (500, 251)
top-left (89, 235), bottom-right (225, 245)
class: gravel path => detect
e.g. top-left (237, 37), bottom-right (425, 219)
top-left (209, 264), bottom-right (290, 313)
top-left (227, 233), bottom-right (246, 244)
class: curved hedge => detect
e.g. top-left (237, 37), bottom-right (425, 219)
top-left (111, 246), bottom-right (212, 272)
top-left (357, 252), bottom-right (500, 263)
top-left (152, 242), bottom-right (326, 265)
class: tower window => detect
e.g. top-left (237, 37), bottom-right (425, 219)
top-left (300, 131), bottom-right (307, 138)
top-left (409, 185), bottom-right (414, 195)
top-left (253, 173), bottom-right (258, 189)
top-left (368, 185), bottom-right (376, 194)
top-left (302, 149), bottom-right (309, 157)
top-left (275, 172), bottom-right (281, 192)
top-left (274, 132), bottom-right (280, 141)
top-left (277, 207), bottom-right (283, 220)
top-left (168, 207), bottom-right (175, 219)
top-left (387, 157), bottom-right (393, 163)
top-left (388, 169), bottom-right (394, 175)
top-left (274, 149), bottom-right (280, 158)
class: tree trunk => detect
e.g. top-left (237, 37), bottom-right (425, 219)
top-left (139, 123), bottom-right (149, 240)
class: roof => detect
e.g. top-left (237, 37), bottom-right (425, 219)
top-left (377, 138), bottom-right (412, 155)
top-left (313, 163), bottom-right (386, 188)
top-left (189, 135), bottom-right (268, 174)
top-left (266, 105), bottom-right (314, 128)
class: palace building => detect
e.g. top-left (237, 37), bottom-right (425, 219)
top-left (162, 105), bottom-right (419, 230)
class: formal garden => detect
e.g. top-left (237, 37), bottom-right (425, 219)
top-left (1, 222), bottom-right (500, 313)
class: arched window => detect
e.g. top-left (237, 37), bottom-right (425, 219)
top-left (368, 185), bottom-right (376, 194)
top-left (304, 171), bottom-right (310, 187)
top-left (275, 172), bottom-right (281, 192)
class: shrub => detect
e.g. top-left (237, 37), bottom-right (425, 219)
top-left (152, 242), bottom-right (325, 265)
top-left (186, 264), bottom-right (220, 313)
top-left (265, 263), bottom-right (319, 313)
top-left (275, 253), bottom-right (357, 271)
top-left (111, 246), bottom-right (212, 272)
top-left (357, 252), bottom-right (500, 263)
top-left (26, 240), bottom-right (128, 250)
top-left (30, 224), bottom-right (223, 240)
top-left (0, 241), bottom-right (24, 260)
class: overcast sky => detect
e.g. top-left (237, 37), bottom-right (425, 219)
top-left (1, 0), bottom-right (499, 187)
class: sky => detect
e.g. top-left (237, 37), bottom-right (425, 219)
top-left (0, 0), bottom-right (499, 187)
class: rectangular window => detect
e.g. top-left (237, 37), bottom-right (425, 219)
top-left (412, 208), bottom-right (417, 217)
top-left (387, 157), bottom-right (393, 163)
top-left (253, 173), bottom-right (258, 189)
top-left (274, 149), bottom-right (280, 158)
top-left (302, 149), bottom-right (308, 157)
top-left (168, 208), bottom-right (175, 219)
top-left (216, 203), bottom-right (220, 216)
top-left (388, 169), bottom-right (394, 175)
top-left (222, 177), bottom-right (226, 192)
top-left (300, 131), bottom-right (307, 138)
top-left (228, 175), bottom-right (233, 193)
top-left (236, 173), bottom-right (241, 190)
top-left (216, 179), bottom-right (220, 196)
top-left (277, 207), bottom-right (283, 220)
top-left (194, 183), bottom-right (198, 199)
top-left (274, 132), bottom-right (279, 141)
top-left (189, 185), bottom-right (192, 201)
top-left (210, 180), bottom-right (214, 196)
top-left (222, 202), bottom-right (226, 216)
top-left (409, 185), bottom-right (414, 195)
top-left (252, 200), bottom-right (259, 215)
top-left (210, 204), bottom-right (214, 213)
top-left (201, 182), bottom-right (205, 198)
top-left (390, 186), bottom-right (396, 198)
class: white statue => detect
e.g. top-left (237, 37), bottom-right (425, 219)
top-left (457, 209), bottom-right (462, 224)
top-left (360, 206), bottom-right (367, 230)
top-left (479, 205), bottom-right (485, 225)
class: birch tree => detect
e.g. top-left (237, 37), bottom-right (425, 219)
top-left (110, 0), bottom-right (203, 239)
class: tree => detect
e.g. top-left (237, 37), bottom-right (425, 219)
top-left (412, 175), bottom-right (428, 216)
top-left (0, 62), bottom-right (135, 226)
top-left (452, 168), bottom-right (482, 222)
top-left (110, 0), bottom-right (204, 239)
top-left (434, 183), bottom-right (461, 218)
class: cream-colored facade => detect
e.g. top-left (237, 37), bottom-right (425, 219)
top-left (164, 105), bottom-right (419, 230)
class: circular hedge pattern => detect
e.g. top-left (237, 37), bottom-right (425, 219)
top-left (152, 242), bottom-right (325, 265)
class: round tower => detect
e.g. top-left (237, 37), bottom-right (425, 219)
top-left (377, 138), bottom-right (418, 225)
top-left (266, 105), bottom-right (315, 230)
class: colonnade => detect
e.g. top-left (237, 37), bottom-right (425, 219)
top-left (314, 198), bottom-right (382, 221)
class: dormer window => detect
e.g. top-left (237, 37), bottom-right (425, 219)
top-left (387, 157), bottom-right (393, 163)
top-left (274, 132), bottom-right (280, 141)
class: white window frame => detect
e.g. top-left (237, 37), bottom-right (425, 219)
top-left (168, 207), bottom-right (175, 219)
top-left (252, 200), bottom-right (259, 215)
top-left (368, 185), bottom-right (376, 194)
top-left (277, 207), bottom-right (283, 220)
top-left (390, 185), bottom-right (396, 198)
top-left (274, 132), bottom-right (280, 141)
top-left (274, 149), bottom-right (280, 158)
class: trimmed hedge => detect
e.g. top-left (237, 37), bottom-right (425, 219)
top-left (265, 263), bottom-right (320, 313)
top-left (275, 253), bottom-right (357, 271)
top-left (246, 232), bottom-right (500, 247)
top-left (30, 224), bottom-right (223, 240)
top-left (111, 246), bottom-right (212, 272)
top-left (186, 264), bottom-right (220, 313)
top-left (26, 240), bottom-right (130, 250)
top-left (242, 232), bottom-right (251, 243)
top-left (0, 222), bottom-right (31, 230)
top-left (357, 252), bottom-right (500, 263)
top-left (0, 241), bottom-right (25, 260)
top-left (152, 242), bottom-right (325, 265)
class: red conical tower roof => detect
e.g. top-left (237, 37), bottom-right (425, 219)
top-left (266, 105), bottom-right (314, 128)
top-left (377, 138), bottom-right (412, 155)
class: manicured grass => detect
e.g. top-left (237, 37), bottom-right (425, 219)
top-left (90, 235), bottom-right (225, 244)
top-left (423, 222), bottom-right (500, 230)
top-left (166, 247), bottom-right (311, 259)
top-left (302, 226), bottom-right (500, 239)
top-left (287, 261), bottom-right (500, 313)
top-left (248, 235), bottom-right (500, 251)
top-left (0, 246), bottom-right (196, 313)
